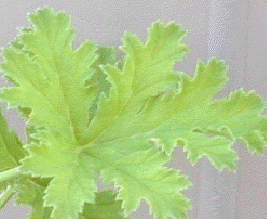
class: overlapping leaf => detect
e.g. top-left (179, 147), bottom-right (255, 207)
top-left (85, 21), bottom-right (189, 144)
top-left (86, 47), bottom-right (118, 123)
top-left (84, 57), bottom-right (266, 171)
top-left (0, 107), bottom-right (26, 173)
top-left (0, 8), bottom-right (97, 144)
top-left (0, 6), bottom-right (266, 219)
top-left (0, 7), bottom-right (98, 218)
top-left (0, 107), bottom-right (27, 192)
top-left (20, 130), bottom-right (97, 218)
top-left (16, 179), bottom-right (124, 219)
top-left (79, 190), bottom-right (125, 219)
top-left (15, 177), bottom-right (53, 219)
top-left (82, 147), bottom-right (191, 219)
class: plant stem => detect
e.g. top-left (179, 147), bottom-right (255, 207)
top-left (0, 167), bottom-right (22, 183)
top-left (0, 185), bottom-right (15, 211)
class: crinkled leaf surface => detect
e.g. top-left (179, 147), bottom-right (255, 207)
top-left (0, 107), bottom-right (27, 192)
top-left (16, 179), bottom-right (122, 219)
top-left (0, 107), bottom-right (26, 173)
top-left (79, 190), bottom-right (125, 219)
top-left (0, 6), bottom-right (266, 219)
top-left (82, 148), bottom-right (191, 219)
top-left (21, 130), bottom-right (97, 219)
top-left (0, 7), bottom-right (98, 218)
top-left (15, 177), bottom-right (53, 219)
top-left (85, 21), bottom-right (188, 144)
top-left (86, 47), bottom-right (118, 123)
top-left (84, 59), bottom-right (266, 171)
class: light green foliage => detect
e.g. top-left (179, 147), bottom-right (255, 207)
top-left (0, 7), bottom-right (99, 218)
top-left (79, 190), bottom-right (125, 219)
top-left (84, 47), bottom-right (266, 171)
top-left (15, 178), bottom-right (123, 219)
top-left (21, 130), bottom-right (97, 218)
top-left (15, 177), bottom-right (53, 219)
top-left (0, 6), bottom-right (266, 219)
top-left (0, 108), bottom-right (27, 192)
top-left (0, 9), bottom-right (97, 144)
top-left (86, 47), bottom-right (118, 123)
top-left (0, 108), bottom-right (26, 172)
top-left (82, 148), bottom-right (190, 218)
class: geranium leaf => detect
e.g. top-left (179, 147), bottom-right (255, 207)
top-left (79, 190), bottom-right (125, 219)
top-left (0, 106), bottom-right (27, 193)
top-left (15, 177), bottom-right (53, 219)
top-left (85, 21), bottom-right (189, 143)
top-left (20, 130), bottom-right (97, 219)
top-left (0, 7), bottom-right (98, 218)
top-left (83, 58), bottom-right (266, 171)
top-left (0, 107), bottom-right (26, 172)
top-left (0, 7), bottom-right (97, 144)
top-left (82, 148), bottom-right (191, 219)
top-left (0, 6), bottom-right (266, 219)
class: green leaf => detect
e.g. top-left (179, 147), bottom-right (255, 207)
top-left (15, 178), bottom-right (53, 219)
top-left (84, 57), bottom-right (266, 171)
top-left (79, 190), bottom-right (125, 219)
top-left (121, 21), bottom-right (188, 102)
top-left (85, 21), bottom-right (188, 143)
top-left (0, 107), bottom-right (27, 172)
top-left (0, 7), bottom-right (97, 144)
top-left (16, 179), bottom-right (125, 219)
top-left (0, 7), bottom-right (99, 218)
top-left (20, 130), bottom-right (97, 219)
top-left (89, 47), bottom-right (117, 91)
top-left (82, 148), bottom-right (191, 219)
top-left (0, 106), bottom-right (27, 193)
top-left (86, 47), bottom-right (118, 123)
top-left (1, 6), bottom-right (266, 219)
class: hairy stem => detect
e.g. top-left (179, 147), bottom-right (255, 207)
top-left (0, 167), bottom-right (22, 183)
top-left (0, 185), bottom-right (15, 211)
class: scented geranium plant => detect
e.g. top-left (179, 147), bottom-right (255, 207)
top-left (0, 7), bottom-right (266, 219)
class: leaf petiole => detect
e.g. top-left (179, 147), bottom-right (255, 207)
top-left (0, 185), bottom-right (16, 211)
top-left (0, 167), bottom-right (22, 183)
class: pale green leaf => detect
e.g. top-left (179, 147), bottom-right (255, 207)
top-left (15, 178), bottom-right (53, 219)
top-left (0, 6), bottom-right (266, 219)
top-left (78, 22), bottom-right (266, 218)
top-left (0, 7), bottom-right (99, 218)
top-left (0, 107), bottom-right (26, 172)
top-left (121, 21), bottom-right (188, 102)
top-left (82, 148), bottom-right (191, 219)
top-left (79, 190), bottom-right (125, 219)
top-left (0, 7), bottom-right (97, 144)
top-left (20, 130), bottom-right (97, 219)
top-left (85, 21), bottom-right (188, 143)
top-left (16, 179), bottom-right (125, 219)
top-left (86, 47), bottom-right (118, 123)
top-left (0, 106), bottom-right (27, 192)
top-left (84, 58), bottom-right (266, 171)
